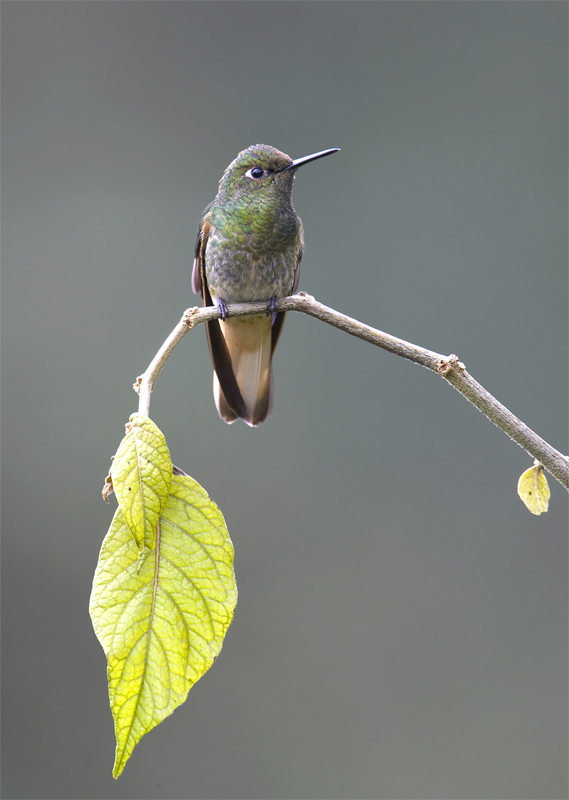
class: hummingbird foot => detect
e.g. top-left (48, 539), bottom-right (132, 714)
top-left (217, 299), bottom-right (229, 321)
top-left (266, 295), bottom-right (279, 326)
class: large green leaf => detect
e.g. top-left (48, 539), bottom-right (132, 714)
top-left (111, 414), bottom-right (172, 549)
top-left (90, 473), bottom-right (237, 778)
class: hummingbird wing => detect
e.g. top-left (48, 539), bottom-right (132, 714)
top-left (192, 205), bottom-right (247, 422)
top-left (191, 201), bottom-right (212, 295)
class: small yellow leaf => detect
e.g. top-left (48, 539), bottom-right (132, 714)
top-left (517, 462), bottom-right (550, 515)
top-left (111, 414), bottom-right (172, 549)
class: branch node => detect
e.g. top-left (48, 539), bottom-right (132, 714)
top-left (183, 306), bottom-right (205, 329)
top-left (437, 353), bottom-right (465, 376)
top-left (133, 375), bottom-right (143, 394)
top-left (297, 290), bottom-right (315, 303)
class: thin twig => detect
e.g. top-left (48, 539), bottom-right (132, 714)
top-left (134, 292), bottom-right (569, 490)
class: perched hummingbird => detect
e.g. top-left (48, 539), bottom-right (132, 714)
top-left (192, 143), bottom-right (339, 426)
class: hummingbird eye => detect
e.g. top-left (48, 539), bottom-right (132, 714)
top-left (245, 167), bottom-right (265, 180)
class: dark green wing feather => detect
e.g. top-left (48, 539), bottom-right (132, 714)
top-left (192, 205), bottom-right (247, 419)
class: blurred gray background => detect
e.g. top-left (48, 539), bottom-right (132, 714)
top-left (2, 2), bottom-right (567, 798)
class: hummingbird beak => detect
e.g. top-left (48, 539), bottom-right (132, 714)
top-left (282, 148), bottom-right (340, 172)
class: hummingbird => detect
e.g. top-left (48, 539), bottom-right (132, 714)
top-left (192, 143), bottom-right (340, 426)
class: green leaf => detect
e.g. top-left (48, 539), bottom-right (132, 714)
top-left (111, 414), bottom-right (172, 549)
top-left (90, 473), bottom-right (237, 778)
top-left (517, 462), bottom-right (550, 515)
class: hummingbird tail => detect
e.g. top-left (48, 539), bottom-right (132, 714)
top-left (214, 316), bottom-right (274, 426)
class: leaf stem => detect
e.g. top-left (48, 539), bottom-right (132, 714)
top-left (134, 292), bottom-right (569, 491)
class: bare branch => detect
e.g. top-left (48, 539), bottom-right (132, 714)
top-left (134, 292), bottom-right (569, 491)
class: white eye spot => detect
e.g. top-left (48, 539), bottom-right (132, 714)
top-left (245, 167), bottom-right (265, 180)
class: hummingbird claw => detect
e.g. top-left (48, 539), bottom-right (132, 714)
top-left (218, 299), bottom-right (229, 321)
top-left (266, 296), bottom-right (279, 326)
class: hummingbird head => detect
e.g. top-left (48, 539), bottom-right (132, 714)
top-left (216, 144), bottom-right (340, 209)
